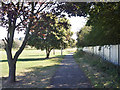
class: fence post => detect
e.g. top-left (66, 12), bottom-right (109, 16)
top-left (118, 45), bottom-right (120, 76)
top-left (96, 46), bottom-right (97, 55)
top-left (99, 46), bottom-right (100, 56)
top-left (109, 45), bottom-right (111, 62)
top-left (92, 46), bottom-right (94, 55)
top-left (103, 46), bottom-right (104, 59)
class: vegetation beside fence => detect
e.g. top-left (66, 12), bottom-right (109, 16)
top-left (74, 50), bottom-right (120, 88)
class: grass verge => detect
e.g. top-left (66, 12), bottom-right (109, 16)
top-left (74, 50), bottom-right (120, 88)
top-left (0, 48), bottom-right (76, 88)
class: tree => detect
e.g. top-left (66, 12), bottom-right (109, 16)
top-left (86, 2), bottom-right (120, 45)
top-left (76, 2), bottom-right (120, 47)
top-left (65, 29), bottom-right (74, 47)
top-left (0, 1), bottom-right (59, 83)
top-left (28, 13), bottom-right (71, 58)
top-left (54, 2), bottom-right (91, 17)
top-left (76, 26), bottom-right (91, 47)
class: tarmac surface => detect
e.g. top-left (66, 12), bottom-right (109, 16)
top-left (50, 53), bottom-right (92, 88)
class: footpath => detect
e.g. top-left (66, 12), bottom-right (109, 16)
top-left (50, 53), bottom-right (92, 88)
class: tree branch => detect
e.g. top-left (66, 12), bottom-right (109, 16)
top-left (35, 2), bottom-right (49, 15)
top-left (14, 23), bottom-right (31, 61)
top-left (14, 2), bottom-right (35, 61)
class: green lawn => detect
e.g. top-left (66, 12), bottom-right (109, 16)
top-left (0, 48), bottom-right (76, 88)
top-left (74, 50), bottom-right (120, 88)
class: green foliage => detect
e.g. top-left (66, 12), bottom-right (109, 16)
top-left (27, 13), bottom-right (72, 58)
top-left (65, 29), bottom-right (76, 47)
top-left (56, 2), bottom-right (91, 17)
top-left (86, 2), bottom-right (120, 46)
top-left (76, 2), bottom-right (120, 46)
top-left (69, 38), bottom-right (76, 48)
top-left (76, 26), bottom-right (91, 47)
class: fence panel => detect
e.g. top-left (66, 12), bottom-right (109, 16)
top-left (111, 45), bottom-right (118, 65)
top-left (83, 44), bottom-right (119, 66)
top-left (104, 45), bottom-right (109, 61)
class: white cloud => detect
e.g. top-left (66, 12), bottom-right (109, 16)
top-left (67, 16), bottom-right (87, 40)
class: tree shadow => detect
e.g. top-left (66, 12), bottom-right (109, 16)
top-left (0, 55), bottom-right (64, 62)
top-left (0, 58), bottom-right (46, 62)
top-left (24, 54), bottom-right (44, 57)
top-left (2, 64), bottom-right (60, 88)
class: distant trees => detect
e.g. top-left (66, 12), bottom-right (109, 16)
top-left (0, 39), bottom-right (23, 49)
top-left (13, 40), bottom-right (21, 48)
top-left (27, 13), bottom-right (72, 58)
top-left (0, 40), bottom-right (4, 49)
top-left (76, 26), bottom-right (91, 47)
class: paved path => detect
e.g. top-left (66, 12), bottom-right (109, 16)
top-left (50, 53), bottom-right (92, 88)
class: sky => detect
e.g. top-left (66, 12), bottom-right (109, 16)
top-left (68, 16), bottom-right (87, 40)
top-left (0, 16), bottom-right (87, 40)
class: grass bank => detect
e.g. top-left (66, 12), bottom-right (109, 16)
top-left (0, 48), bottom-right (76, 88)
top-left (74, 50), bottom-right (120, 88)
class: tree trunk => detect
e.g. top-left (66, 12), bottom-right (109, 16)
top-left (7, 60), bottom-right (16, 83)
top-left (46, 48), bottom-right (53, 59)
top-left (46, 52), bottom-right (50, 59)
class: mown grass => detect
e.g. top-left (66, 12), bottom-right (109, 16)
top-left (74, 50), bottom-right (120, 88)
top-left (0, 48), bottom-right (76, 88)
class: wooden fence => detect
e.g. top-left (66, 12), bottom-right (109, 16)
top-left (83, 45), bottom-right (120, 66)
